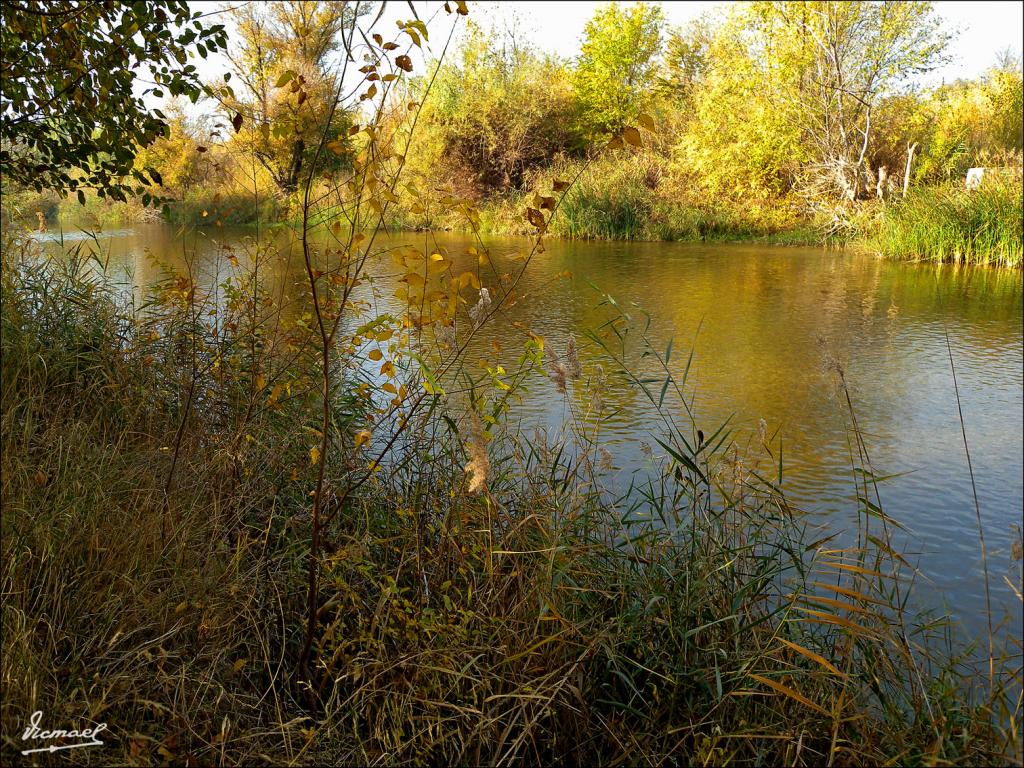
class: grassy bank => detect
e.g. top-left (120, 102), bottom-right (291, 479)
top-left (0, 187), bottom-right (282, 231)
top-left (7, 164), bottom-right (1021, 266)
top-left (1, 234), bottom-right (1021, 766)
top-left (858, 177), bottom-right (1024, 268)
top-left (388, 153), bottom-right (823, 245)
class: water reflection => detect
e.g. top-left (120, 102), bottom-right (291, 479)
top-left (37, 223), bottom-right (1024, 637)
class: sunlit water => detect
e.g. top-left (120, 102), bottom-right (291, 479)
top-left (31, 222), bottom-right (1024, 640)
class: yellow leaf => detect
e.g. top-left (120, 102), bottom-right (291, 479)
top-left (429, 252), bottom-right (444, 261)
top-left (355, 430), bottom-right (372, 449)
top-left (175, 601), bottom-right (188, 614)
top-left (368, 349), bottom-right (383, 361)
top-left (818, 561), bottom-right (891, 579)
top-left (309, 445), bottom-right (320, 465)
top-left (525, 207), bottom-right (546, 228)
top-left (747, 673), bottom-right (829, 716)
top-left (380, 361), bottom-right (396, 377)
top-left (382, 382), bottom-right (397, 394)
top-left (275, 70), bottom-right (297, 88)
top-left (623, 126), bottom-right (643, 147)
top-left (798, 593), bottom-right (873, 615)
top-left (266, 383), bottom-right (284, 406)
top-left (255, 374), bottom-right (266, 391)
top-left (638, 112), bottom-right (656, 132)
top-left (795, 607), bottom-right (879, 638)
top-left (232, 659), bottom-right (248, 673)
top-left (776, 638), bottom-right (846, 678)
top-left (806, 581), bottom-right (889, 607)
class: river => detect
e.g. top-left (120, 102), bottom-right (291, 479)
top-left (33, 222), bottom-right (1024, 640)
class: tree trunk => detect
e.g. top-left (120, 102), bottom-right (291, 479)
top-left (903, 142), bottom-right (918, 198)
top-left (284, 138), bottom-right (306, 193)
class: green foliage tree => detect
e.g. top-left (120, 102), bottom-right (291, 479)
top-left (572, 2), bottom-right (665, 137)
top-left (657, 19), bottom-right (712, 103)
top-left (985, 62), bottom-right (1024, 153)
top-left (913, 61), bottom-right (1023, 183)
top-left (675, 2), bottom-right (949, 203)
top-left (0, 1), bottom-right (226, 202)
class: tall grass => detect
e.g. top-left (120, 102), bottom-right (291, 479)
top-left (1, 236), bottom-right (1021, 765)
top-left (863, 175), bottom-right (1024, 267)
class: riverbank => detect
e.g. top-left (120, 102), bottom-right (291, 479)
top-left (2, 234), bottom-right (1021, 765)
top-left (5, 168), bottom-right (1022, 267)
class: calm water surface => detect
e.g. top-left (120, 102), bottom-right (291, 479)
top-left (38, 223), bottom-right (1024, 638)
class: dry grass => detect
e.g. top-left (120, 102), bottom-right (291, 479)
top-left (1, 239), bottom-right (1021, 766)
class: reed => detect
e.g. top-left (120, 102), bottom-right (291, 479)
top-left (863, 176), bottom-right (1023, 267)
top-left (1, 238), bottom-right (1020, 766)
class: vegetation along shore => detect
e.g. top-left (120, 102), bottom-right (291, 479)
top-left (1, 1), bottom-right (1021, 765)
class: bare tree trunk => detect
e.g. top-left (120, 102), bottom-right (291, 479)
top-left (903, 142), bottom-right (918, 198)
top-left (851, 104), bottom-right (872, 200)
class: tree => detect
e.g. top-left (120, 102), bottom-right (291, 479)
top-left (132, 101), bottom-right (209, 193)
top-left (674, 8), bottom-right (803, 200)
top-left (408, 21), bottom-right (585, 196)
top-left (0, 1), bottom-right (226, 201)
top-left (740, 1), bottom-right (949, 200)
top-left (984, 62), bottom-right (1023, 153)
top-left (216, 1), bottom-right (364, 194)
top-left (572, 2), bottom-right (665, 137)
top-left (657, 19), bottom-right (712, 103)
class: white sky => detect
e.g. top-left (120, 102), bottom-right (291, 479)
top-left (183, 0), bottom-right (1024, 100)
top-left (456, 1), bottom-right (1024, 73)
top-left (457, 0), bottom-right (1024, 83)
